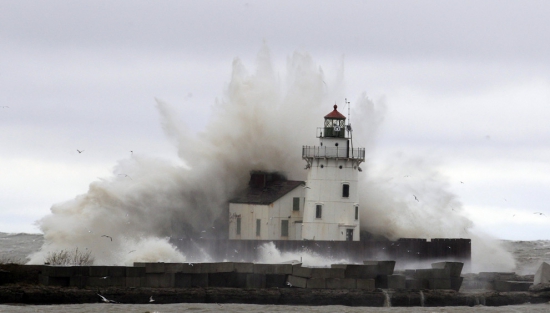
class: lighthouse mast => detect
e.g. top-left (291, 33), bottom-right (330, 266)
top-left (301, 104), bottom-right (365, 241)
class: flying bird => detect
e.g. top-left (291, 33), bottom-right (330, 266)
top-left (414, 195), bottom-right (419, 202)
top-left (534, 212), bottom-right (546, 216)
top-left (97, 293), bottom-right (116, 303)
top-left (149, 296), bottom-right (155, 303)
top-left (101, 235), bottom-right (113, 241)
top-left (77, 149), bottom-right (84, 153)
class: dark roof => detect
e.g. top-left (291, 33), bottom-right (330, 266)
top-left (324, 104), bottom-right (346, 119)
top-left (230, 180), bottom-right (304, 205)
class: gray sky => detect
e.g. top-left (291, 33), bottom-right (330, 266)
top-left (1, 0), bottom-right (549, 240)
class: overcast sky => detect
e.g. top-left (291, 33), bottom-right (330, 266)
top-left (1, 0), bottom-right (549, 240)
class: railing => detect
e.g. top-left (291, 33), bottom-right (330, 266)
top-left (302, 146), bottom-right (365, 160)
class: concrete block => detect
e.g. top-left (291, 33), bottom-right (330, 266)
top-left (337, 265), bottom-right (378, 279)
top-left (292, 265), bottom-right (312, 278)
top-left (496, 272), bottom-right (516, 281)
top-left (286, 275), bottom-right (307, 288)
top-left (208, 272), bottom-right (246, 288)
top-left (174, 273), bottom-right (192, 288)
top-left (478, 272), bottom-right (498, 281)
top-left (191, 273), bottom-right (209, 287)
top-left (203, 262), bottom-right (235, 273)
top-left (326, 278), bottom-right (356, 289)
top-left (254, 263), bottom-right (293, 275)
top-left (428, 278), bottom-right (451, 290)
top-left (126, 276), bottom-right (144, 288)
top-left (145, 273), bottom-right (174, 288)
top-left (356, 279), bottom-right (375, 290)
top-left (126, 266), bottom-right (145, 277)
top-left (431, 262), bottom-right (463, 277)
top-left (495, 281), bottom-right (532, 292)
top-left (164, 263), bottom-right (184, 273)
top-left (38, 274), bottom-right (49, 285)
top-left (69, 276), bottom-right (88, 288)
top-left (266, 274), bottom-right (287, 288)
top-left (363, 260), bottom-right (396, 275)
top-left (404, 269), bottom-right (417, 278)
top-left (71, 266), bottom-right (90, 276)
top-left (180, 263), bottom-right (202, 274)
top-left (108, 266), bottom-right (127, 277)
top-left (306, 278), bottom-right (326, 289)
top-left (246, 273), bottom-right (266, 288)
top-left (405, 279), bottom-right (424, 290)
top-left (415, 268), bottom-right (450, 279)
top-left (47, 276), bottom-right (70, 287)
top-left (89, 266), bottom-right (109, 277)
top-left (234, 262), bottom-right (254, 273)
top-left (52, 266), bottom-right (73, 277)
top-left (133, 262), bottom-right (146, 267)
top-left (534, 262), bottom-right (550, 285)
top-left (451, 277), bottom-right (464, 292)
top-left (311, 268), bottom-right (345, 279)
top-left (145, 263), bottom-right (165, 273)
top-left (388, 275), bottom-right (406, 289)
top-left (87, 277), bottom-right (109, 287)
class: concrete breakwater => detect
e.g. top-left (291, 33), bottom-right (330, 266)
top-left (24, 261), bottom-right (465, 291)
top-left (1, 261), bottom-right (549, 306)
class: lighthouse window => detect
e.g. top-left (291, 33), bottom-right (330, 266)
top-left (293, 197), bottom-right (300, 211)
top-left (256, 219), bottom-right (261, 236)
top-left (281, 220), bottom-right (289, 237)
top-left (236, 217), bottom-right (241, 235)
top-left (315, 205), bottom-right (322, 219)
top-left (342, 184), bottom-right (350, 198)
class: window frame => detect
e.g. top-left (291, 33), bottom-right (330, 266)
top-left (281, 220), bottom-right (289, 237)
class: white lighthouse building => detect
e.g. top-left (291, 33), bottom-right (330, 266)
top-left (228, 104), bottom-right (364, 241)
top-left (301, 104), bottom-right (365, 241)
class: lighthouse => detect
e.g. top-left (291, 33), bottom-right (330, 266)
top-left (301, 104), bottom-right (365, 241)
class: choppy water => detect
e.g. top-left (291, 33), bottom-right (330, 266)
top-left (1, 303), bottom-right (550, 313)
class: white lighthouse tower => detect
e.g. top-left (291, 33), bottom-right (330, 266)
top-left (301, 104), bottom-right (365, 241)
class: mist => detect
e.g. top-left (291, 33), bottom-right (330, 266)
top-left (28, 45), bottom-right (515, 272)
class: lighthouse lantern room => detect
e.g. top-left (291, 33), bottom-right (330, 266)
top-left (301, 104), bottom-right (365, 241)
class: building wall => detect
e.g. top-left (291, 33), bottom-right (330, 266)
top-left (303, 136), bottom-right (361, 241)
top-left (229, 187), bottom-right (305, 240)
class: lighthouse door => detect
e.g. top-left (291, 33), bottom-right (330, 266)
top-left (346, 229), bottom-right (354, 241)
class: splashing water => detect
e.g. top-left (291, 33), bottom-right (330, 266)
top-left (28, 45), bottom-right (514, 272)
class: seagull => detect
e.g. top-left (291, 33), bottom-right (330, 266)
top-left (534, 212), bottom-right (546, 216)
top-left (77, 149), bottom-right (84, 153)
top-left (128, 250), bottom-right (136, 254)
top-left (286, 281), bottom-right (292, 287)
top-left (101, 276), bottom-right (109, 279)
top-left (302, 185), bottom-right (311, 189)
top-left (1, 106), bottom-right (9, 108)
top-left (101, 235), bottom-right (113, 241)
top-left (413, 195), bottom-right (419, 202)
top-left (97, 293), bottom-right (117, 303)
top-left (149, 296), bottom-right (155, 303)
top-left (118, 174), bottom-right (132, 180)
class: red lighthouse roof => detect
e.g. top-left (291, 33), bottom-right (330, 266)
top-left (324, 104), bottom-right (346, 119)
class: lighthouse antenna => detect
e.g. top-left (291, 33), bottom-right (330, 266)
top-left (345, 98), bottom-right (354, 159)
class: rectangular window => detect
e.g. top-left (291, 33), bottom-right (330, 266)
top-left (293, 197), bottom-right (300, 211)
top-left (355, 206), bottom-right (359, 220)
top-left (256, 219), bottom-right (261, 236)
top-left (281, 220), bottom-right (289, 237)
top-left (315, 204), bottom-right (322, 219)
top-left (236, 217), bottom-right (241, 235)
top-left (342, 184), bottom-right (350, 198)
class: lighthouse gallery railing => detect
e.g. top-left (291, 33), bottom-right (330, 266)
top-left (302, 146), bottom-right (365, 161)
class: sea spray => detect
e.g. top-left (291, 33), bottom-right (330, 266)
top-left (382, 289), bottom-right (392, 307)
top-left (27, 45), bottom-right (515, 272)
